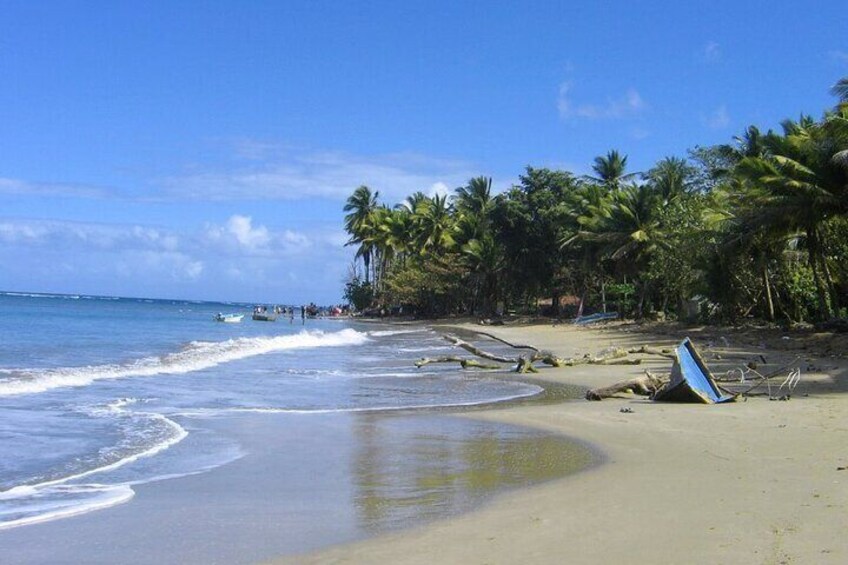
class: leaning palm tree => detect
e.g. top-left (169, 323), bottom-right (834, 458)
top-left (343, 185), bottom-right (380, 283)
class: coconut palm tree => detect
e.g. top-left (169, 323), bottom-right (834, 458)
top-left (572, 183), bottom-right (666, 317)
top-left (415, 193), bottom-right (455, 254)
top-left (833, 76), bottom-right (848, 103)
top-left (733, 109), bottom-right (848, 319)
top-left (454, 176), bottom-right (494, 246)
top-left (588, 150), bottom-right (638, 191)
top-left (343, 185), bottom-right (380, 283)
top-left (644, 156), bottom-right (696, 203)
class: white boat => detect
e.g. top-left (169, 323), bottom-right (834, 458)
top-left (214, 313), bottom-right (244, 323)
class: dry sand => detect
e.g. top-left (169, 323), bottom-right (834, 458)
top-left (276, 321), bottom-right (848, 564)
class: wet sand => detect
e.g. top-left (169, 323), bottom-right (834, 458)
top-left (278, 322), bottom-right (848, 564)
top-left (0, 410), bottom-right (593, 564)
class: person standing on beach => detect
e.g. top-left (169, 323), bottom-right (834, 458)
top-left (288, 307), bottom-right (294, 324)
top-left (301, 305), bottom-right (306, 325)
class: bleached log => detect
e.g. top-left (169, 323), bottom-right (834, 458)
top-left (626, 345), bottom-right (676, 359)
top-left (414, 356), bottom-right (503, 370)
top-left (443, 334), bottom-right (516, 364)
top-left (585, 371), bottom-right (668, 401)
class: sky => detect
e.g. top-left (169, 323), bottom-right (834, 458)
top-left (1, 1), bottom-right (846, 304)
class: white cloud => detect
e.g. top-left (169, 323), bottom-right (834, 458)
top-left (428, 182), bottom-right (450, 198)
top-left (202, 215), bottom-right (319, 257)
top-left (226, 215), bottom-right (271, 249)
top-left (703, 105), bottom-right (730, 130)
top-left (558, 83), bottom-right (646, 120)
top-left (0, 218), bottom-right (181, 251)
top-left (159, 147), bottom-right (478, 205)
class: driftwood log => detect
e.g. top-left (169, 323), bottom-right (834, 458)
top-left (585, 371), bottom-right (669, 401)
top-left (414, 356), bottom-right (502, 370)
top-left (412, 334), bottom-right (671, 374)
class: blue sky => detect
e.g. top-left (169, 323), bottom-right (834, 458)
top-left (1, 1), bottom-right (846, 303)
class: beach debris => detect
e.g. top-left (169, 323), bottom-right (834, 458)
top-left (414, 356), bottom-right (501, 370)
top-left (619, 407), bottom-right (633, 413)
top-left (574, 312), bottom-right (619, 325)
top-left (652, 338), bottom-right (737, 403)
top-left (585, 371), bottom-right (667, 400)
top-left (414, 332), bottom-right (696, 376)
top-left (587, 339), bottom-right (739, 403)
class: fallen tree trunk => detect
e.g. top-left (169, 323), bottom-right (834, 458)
top-left (443, 334), bottom-right (516, 364)
top-left (471, 330), bottom-right (540, 352)
top-left (626, 345), bottom-right (676, 359)
top-left (585, 371), bottom-right (668, 401)
top-left (414, 356), bottom-right (502, 370)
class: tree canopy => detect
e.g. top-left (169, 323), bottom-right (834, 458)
top-left (341, 77), bottom-right (848, 323)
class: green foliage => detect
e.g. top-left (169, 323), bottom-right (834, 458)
top-left (339, 79), bottom-right (848, 323)
top-left (343, 277), bottom-right (374, 311)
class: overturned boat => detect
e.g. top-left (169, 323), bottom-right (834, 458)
top-left (653, 338), bottom-right (736, 404)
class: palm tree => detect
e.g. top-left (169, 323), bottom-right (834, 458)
top-left (343, 185), bottom-right (380, 283)
top-left (733, 109), bottom-right (848, 319)
top-left (415, 193), bottom-right (455, 254)
top-left (572, 184), bottom-right (666, 317)
top-left (461, 234), bottom-right (505, 315)
top-left (833, 76), bottom-right (848, 103)
top-left (454, 176), bottom-right (493, 216)
top-left (644, 156), bottom-right (696, 203)
top-left (454, 176), bottom-right (494, 246)
top-left (588, 150), bottom-right (638, 191)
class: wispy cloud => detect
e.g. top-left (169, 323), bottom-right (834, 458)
top-left (700, 41), bottom-right (721, 62)
top-left (0, 215), bottom-right (350, 292)
top-left (159, 147), bottom-right (479, 206)
top-left (0, 218), bottom-right (179, 251)
top-left (702, 105), bottom-right (730, 130)
top-left (0, 178), bottom-right (110, 199)
top-left (558, 83), bottom-right (646, 121)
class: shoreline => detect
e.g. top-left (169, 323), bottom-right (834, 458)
top-left (276, 321), bottom-right (848, 564)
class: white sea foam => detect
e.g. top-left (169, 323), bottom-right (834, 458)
top-left (0, 484), bottom-right (135, 530)
top-left (0, 329), bottom-right (369, 397)
top-left (368, 329), bottom-right (424, 337)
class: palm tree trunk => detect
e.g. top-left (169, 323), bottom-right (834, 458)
top-left (763, 265), bottom-right (775, 321)
top-left (601, 279), bottom-right (607, 313)
top-left (821, 252), bottom-right (840, 316)
top-left (807, 231), bottom-right (832, 319)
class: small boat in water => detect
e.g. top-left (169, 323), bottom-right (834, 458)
top-left (214, 313), bottom-right (244, 323)
top-left (252, 306), bottom-right (277, 322)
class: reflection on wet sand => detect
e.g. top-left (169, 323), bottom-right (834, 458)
top-left (351, 413), bottom-right (596, 534)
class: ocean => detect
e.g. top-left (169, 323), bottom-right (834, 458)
top-left (0, 292), bottom-right (591, 562)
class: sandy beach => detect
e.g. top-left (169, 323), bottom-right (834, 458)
top-left (277, 321), bottom-right (848, 564)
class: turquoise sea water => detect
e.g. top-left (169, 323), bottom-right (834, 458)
top-left (0, 291), bottom-right (544, 532)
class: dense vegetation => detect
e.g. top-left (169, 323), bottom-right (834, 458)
top-left (343, 78), bottom-right (848, 323)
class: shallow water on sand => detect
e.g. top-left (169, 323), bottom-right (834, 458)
top-left (0, 293), bottom-right (594, 562)
top-left (0, 411), bottom-right (595, 564)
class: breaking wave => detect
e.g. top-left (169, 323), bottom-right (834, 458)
top-left (0, 329), bottom-right (369, 397)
